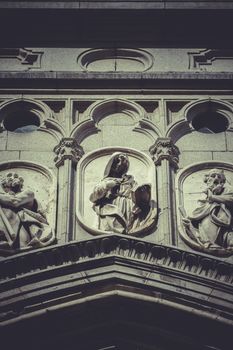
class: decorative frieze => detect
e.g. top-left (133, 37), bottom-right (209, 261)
top-left (0, 234), bottom-right (232, 283)
top-left (54, 138), bottom-right (84, 167)
top-left (149, 137), bottom-right (180, 169)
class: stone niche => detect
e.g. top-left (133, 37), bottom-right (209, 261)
top-left (176, 161), bottom-right (233, 257)
top-left (77, 48), bottom-right (153, 72)
top-left (76, 147), bottom-right (157, 237)
top-left (0, 161), bottom-right (56, 255)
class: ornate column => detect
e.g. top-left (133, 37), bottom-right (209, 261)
top-left (54, 138), bottom-right (84, 243)
top-left (149, 138), bottom-right (180, 245)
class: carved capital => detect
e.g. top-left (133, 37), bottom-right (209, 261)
top-left (54, 138), bottom-right (84, 167)
top-left (149, 137), bottom-right (180, 169)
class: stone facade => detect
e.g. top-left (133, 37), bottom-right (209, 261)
top-left (0, 2), bottom-right (233, 350)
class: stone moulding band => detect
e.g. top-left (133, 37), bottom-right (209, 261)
top-left (0, 234), bottom-right (232, 283)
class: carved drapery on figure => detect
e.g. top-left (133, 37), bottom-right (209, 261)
top-left (54, 138), bottom-right (84, 167)
top-left (89, 152), bottom-right (157, 235)
top-left (180, 168), bottom-right (233, 256)
top-left (0, 172), bottom-right (55, 255)
top-left (149, 137), bottom-right (180, 169)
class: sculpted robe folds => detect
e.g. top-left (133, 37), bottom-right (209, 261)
top-left (188, 186), bottom-right (233, 248)
top-left (0, 185), bottom-right (54, 251)
top-left (90, 152), bottom-right (157, 235)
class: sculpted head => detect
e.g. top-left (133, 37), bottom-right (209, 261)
top-left (104, 152), bottom-right (130, 178)
top-left (204, 169), bottom-right (226, 194)
top-left (1, 172), bottom-right (24, 193)
top-left (110, 153), bottom-right (129, 177)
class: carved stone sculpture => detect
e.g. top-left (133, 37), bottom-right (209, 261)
top-left (89, 152), bottom-right (157, 235)
top-left (149, 137), bottom-right (180, 169)
top-left (180, 168), bottom-right (233, 255)
top-left (0, 172), bottom-right (55, 254)
top-left (54, 138), bottom-right (84, 167)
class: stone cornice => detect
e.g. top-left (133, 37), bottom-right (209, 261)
top-left (0, 2), bottom-right (233, 10)
top-left (1, 72), bottom-right (233, 90)
top-left (0, 235), bottom-right (232, 327)
top-left (0, 235), bottom-right (232, 283)
top-left (1, 71), bottom-right (233, 80)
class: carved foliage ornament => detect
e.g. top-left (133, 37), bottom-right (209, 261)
top-left (54, 138), bottom-right (84, 167)
top-left (179, 167), bottom-right (233, 256)
top-left (149, 138), bottom-right (180, 169)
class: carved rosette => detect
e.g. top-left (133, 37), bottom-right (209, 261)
top-left (54, 138), bottom-right (84, 167)
top-left (149, 138), bottom-right (180, 169)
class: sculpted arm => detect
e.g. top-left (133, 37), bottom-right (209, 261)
top-left (0, 192), bottom-right (15, 207)
top-left (90, 179), bottom-right (120, 203)
top-left (208, 191), bottom-right (233, 206)
top-left (0, 190), bottom-right (35, 209)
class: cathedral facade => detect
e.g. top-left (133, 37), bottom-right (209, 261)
top-left (0, 2), bottom-right (233, 349)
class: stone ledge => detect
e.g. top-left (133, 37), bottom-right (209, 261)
top-left (1, 71), bottom-right (233, 80)
top-left (0, 235), bottom-right (232, 335)
top-left (1, 234), bottom-right (232, 282)
top-left (1, 1), bottom-right (233, 10)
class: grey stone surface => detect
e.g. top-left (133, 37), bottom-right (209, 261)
top-left (226, 131), bottom-right (233, 151)
top-left (179, 151), bottom-right (213, 168)
top-left (0, 133), bottom-right (7, 151)
top-left (0, 151), bottom-right (20, 161)
top-left (1, 1), bottom-right (233, 10)
top-left (6, 130), bottom-right (58, 151)
top-left (176, 132), bottom-right (227, 151)
top-left (20, 151), bottom-right (55, 168)
top-left (213, 151), bottom-right (233, 163)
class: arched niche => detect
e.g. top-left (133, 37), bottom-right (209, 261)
top-left (166, 99), bottom-right (233, 168)
top-left (0, 161), bottom-right (57, 255)
top-left (0, 98), bottom-right (52, 131)
top-left (77, 48), bottom-right (154, 72)
top-left (76, 147), bottom-right (157, 237)
top-left (0, 98), bottom-right (64, 142)
top-left (71, 99), bottom-right (160, 152)
top-left (176, 161), bottom-right (233, 257)
top-left (167, 98), bottom-right (233, 141)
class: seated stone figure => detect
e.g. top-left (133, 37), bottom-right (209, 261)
top-left (182, 168), bottom-right (233, 253)
top-left (89, 152), bottom-right (157, 235)
top-left (0, 172), bottom-right (54, 253)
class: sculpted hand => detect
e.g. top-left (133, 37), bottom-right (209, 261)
top-left (105, 179), bottom-right (121, 189)
top-left (207, 189), bottom-right (214, 203)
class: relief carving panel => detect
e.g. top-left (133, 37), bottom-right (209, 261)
top-left (0, 161), bottom-right (56, 256)
top-left (177, 162), bottom-right (233, 256)
top-left (76, 148), bottom-right (157, 237)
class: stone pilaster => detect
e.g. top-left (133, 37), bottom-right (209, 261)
top-left (54, 138), bottom-right (84, 243)
top-left (150, 138), bottom-right (180, 245)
